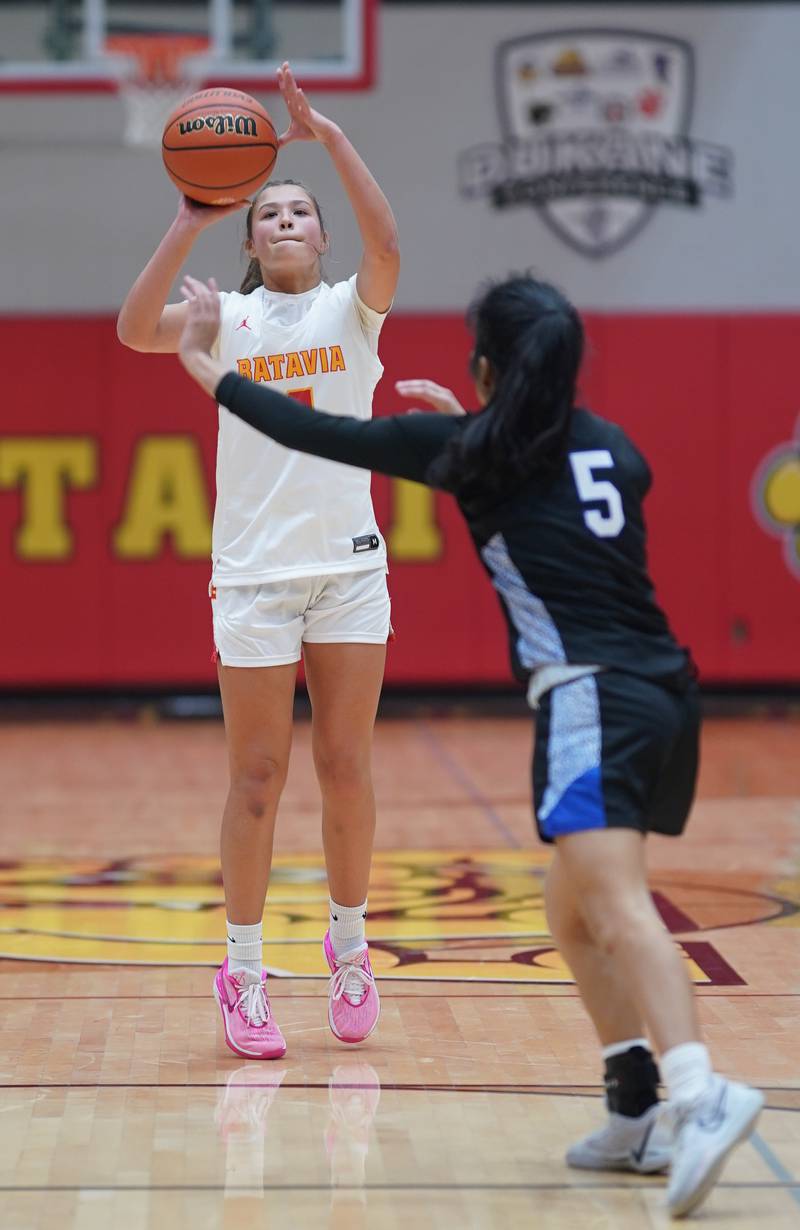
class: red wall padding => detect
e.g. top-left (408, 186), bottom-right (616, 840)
top-left (1, 312), bottom-right (798, 685)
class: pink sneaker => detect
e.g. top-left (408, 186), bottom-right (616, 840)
top-left (213, 958), bottom-right (287, 1060)
top-left (323, 931), bottom-right (380, 1045)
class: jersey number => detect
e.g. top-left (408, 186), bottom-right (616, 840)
top-left (568, 450), bottom-right (625, 539)
top-left (288, 387), bottom-right (315, 408)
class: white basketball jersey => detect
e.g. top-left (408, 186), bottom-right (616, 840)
top-left (211, 275), bottom-right (388, 585)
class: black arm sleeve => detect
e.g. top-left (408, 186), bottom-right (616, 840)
top-left (215, 372), bottom-right (461, 486)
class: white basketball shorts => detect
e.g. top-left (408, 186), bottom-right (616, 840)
top-left (211, 568), bottom-right (391, 667)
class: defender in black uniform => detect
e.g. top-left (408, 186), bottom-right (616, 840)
top-left (178, 272), bottom-right (762, 1219)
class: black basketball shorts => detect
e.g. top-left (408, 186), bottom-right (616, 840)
top-left (532, 670), bottom-right (700, 843)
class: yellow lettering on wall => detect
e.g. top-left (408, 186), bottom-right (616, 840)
top-left (387, 479), bottom-right (442, 562)
top-left (0, 437), bottom-right (96, 559)
top-left (113, 436), bottom-right (211, 559)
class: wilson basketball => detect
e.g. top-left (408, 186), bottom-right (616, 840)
top-left (162, 88), bottom-right (278, 205)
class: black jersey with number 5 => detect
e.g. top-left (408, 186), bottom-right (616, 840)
top-left (463, 408), bottom-right (691, 687)
top-left (216, 374), bottom-right (693, 690)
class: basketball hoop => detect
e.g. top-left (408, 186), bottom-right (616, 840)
top-left (105, 34), bottom-right (209, 149)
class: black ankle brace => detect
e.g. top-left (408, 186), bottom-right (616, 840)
top-left (604, 1045), bottom-right (661, 1118)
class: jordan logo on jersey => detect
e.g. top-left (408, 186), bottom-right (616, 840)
top-left (235, 346), bottom-right (347, 383)
top-left (235, 317), bottom-right (252, 332)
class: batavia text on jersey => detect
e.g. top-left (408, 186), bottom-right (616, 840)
top-left (235, 345), bottom-right (347, 383)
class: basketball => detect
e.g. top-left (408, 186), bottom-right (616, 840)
top-left (162, 87), bottom-right (278, 205)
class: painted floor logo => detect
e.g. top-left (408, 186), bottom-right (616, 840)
top-left (0, 851), bottom-right (793, 982)
top-left (458, 28), bottom-right (735, 257)
top-left (752, 418), bottom-right (800, 577)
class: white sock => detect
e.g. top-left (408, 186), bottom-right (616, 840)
top-left (661, 1042), bottom-right (713, 1106)
top-left (602, 1037), bottom-right (651, 1061)
top-left (329, 898), bottom-right (367, 957)
top-left (226, 919), bottom-right (262, 978)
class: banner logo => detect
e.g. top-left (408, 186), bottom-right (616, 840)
top-left (752, 420), bottom-right (800, 578)
top-left (458, 28), bottom-right (735, 257)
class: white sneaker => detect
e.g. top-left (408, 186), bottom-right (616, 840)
top-left (566, 1102), bottom-right (671, 1173)
top-left (667, 1076), bottom-right (764, 1218)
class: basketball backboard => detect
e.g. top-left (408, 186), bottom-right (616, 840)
top-left (0, 0), bottom-right (376, 93)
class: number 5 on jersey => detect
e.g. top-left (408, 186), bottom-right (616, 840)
top-left (569, 450), bottom-right (626, 539)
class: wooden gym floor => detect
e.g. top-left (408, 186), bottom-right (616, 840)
top-left (0, 709), bottom-right (798, 1228)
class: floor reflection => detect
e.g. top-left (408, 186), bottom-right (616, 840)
top-left (326, 1065), bottom-right (381, 1228)
top-left (215, 1065), bottom-right (288, 1197)
top-left (215, 1062), bottom-right (381, 1227)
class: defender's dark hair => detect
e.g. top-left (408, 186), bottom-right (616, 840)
top-left (428, 275), bottom-right (584, 500)
top-left (240, 179), bottom-right (328, 294)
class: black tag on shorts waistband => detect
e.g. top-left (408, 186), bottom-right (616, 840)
top-left (352, 534), bottom-right (380, 553)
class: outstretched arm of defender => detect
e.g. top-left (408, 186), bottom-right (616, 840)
top-left (179, 277), bottom-right (455, 483)
top-left (178, 275), bottom-right (228, 391)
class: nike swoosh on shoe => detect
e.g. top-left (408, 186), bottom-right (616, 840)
top-left (630, 1119), bottom-right (656, 1166)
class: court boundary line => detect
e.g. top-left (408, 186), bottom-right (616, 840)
top-left (1, 1180), bottom-right (798, 1193)
top-left (1, 991), bottom-right (799, 1000)
top-left (1, 1082), bottom-right (797, 1096)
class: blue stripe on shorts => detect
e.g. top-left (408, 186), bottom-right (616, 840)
top-left (538, 674), bottom-right (607, 839)
top-left (540, 764), bottom-right (606, 838)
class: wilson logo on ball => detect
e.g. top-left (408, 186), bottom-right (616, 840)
top-left (162, 87), bottom-right (278, 205)
top-left (178, 114), bottom-right (259, 138)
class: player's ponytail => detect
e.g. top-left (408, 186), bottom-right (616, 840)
top-left (428, 276), bottom-right (583, 501)
top-left (239, 179), bottom-right (329, 293)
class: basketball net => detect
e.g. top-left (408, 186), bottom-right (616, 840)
top-left (106, 34), bottom-right (209, 149)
